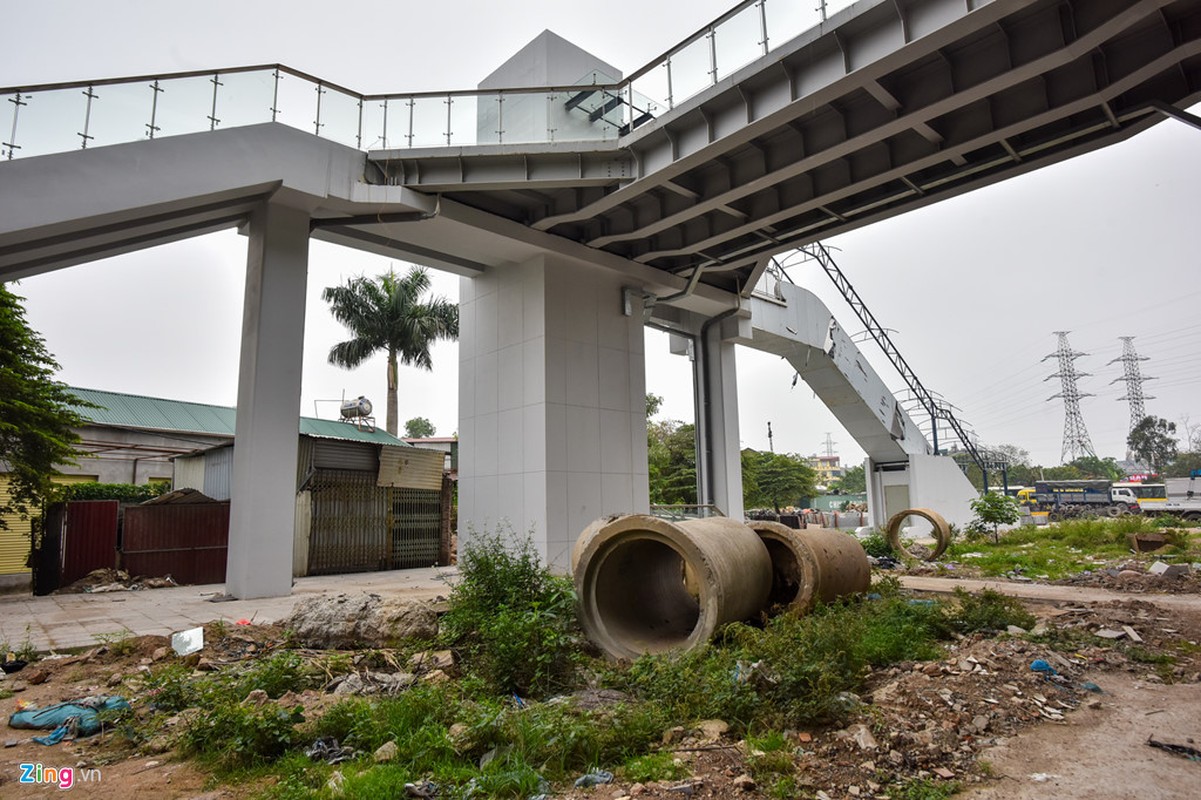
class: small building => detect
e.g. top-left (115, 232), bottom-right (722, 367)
top-left (807, 454), bottom-right (844, 485)
top-left (1, 387), bottom-right (448, 592)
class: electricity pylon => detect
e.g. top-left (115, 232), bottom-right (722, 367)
top-left (1043, 331), bottom-right (1097, 463)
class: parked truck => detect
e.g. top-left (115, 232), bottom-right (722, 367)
top-left (1140, 471), bottom-right (1201, 521)
top-left (1025, 479), bottom-right (1143, 518)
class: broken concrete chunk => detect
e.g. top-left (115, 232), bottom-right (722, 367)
top-left (1148, 561), bottom-right (1189, 578)
top-left (1094, 628), bottom-right (1126, 640)
top-left (171, 627), bottom-right (204, 656)
top-left (286, 594), bottom-right (438, 648)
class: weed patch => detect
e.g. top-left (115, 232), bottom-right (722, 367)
top-left (944, 588), bottom-right (1036, 633)
top-left (440, 526), bottom-right (585, 698)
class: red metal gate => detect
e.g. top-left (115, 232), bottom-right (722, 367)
top-left (122, 503), bottom-right (229, 585)
top-left (60, 500), bottom-right (119, 586)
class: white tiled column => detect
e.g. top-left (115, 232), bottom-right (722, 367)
top-left (459, 255), bottom-right (648, 570)
top-left (226, 201), bottom-right (309, 599)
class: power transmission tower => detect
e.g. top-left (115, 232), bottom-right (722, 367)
top-left (822, 432), bottom-right (837, 457)
top-left (1043, 331), bottom-right (1097, 463)
top-left (1109, 336), bottom-right (1155, 459)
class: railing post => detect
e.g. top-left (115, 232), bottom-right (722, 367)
top-left (271, 69), bottom-right (281, 123)
top-left (707, 27), bottom-right (718, 85)
top-left (758, 0), bottom-right (769, 54)
top-left (355, 97), bottom-right (363, 150)
top-left (4, 92), bottom-right (27, 159)
top-left (78, 85), bottom-right (97, 149)
top-left (314, 82), bottom-right (325, 137)
top-left (208, 73), bottom-right (223, 131)
top-left (406, 97), bottom-right (414, 147)
top-left (381, 98), bottom-right (389, 148)
top-left (147, 80), bottom-right (163, 139)
top-left (665, 59), bottom-right (674, 110)
top-left (496, 92), bottom-right (504, 143)
top-left (445, 94), bottom-right (452, 145)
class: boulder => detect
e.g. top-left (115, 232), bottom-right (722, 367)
top-left (285, 594), bottom-right (438, 648)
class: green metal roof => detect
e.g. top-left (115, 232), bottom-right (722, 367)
top-left (69, 387), bottom-right (408, 447)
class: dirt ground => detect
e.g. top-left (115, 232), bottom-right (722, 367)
top-left (2, 590), bottom-right (1201, 799)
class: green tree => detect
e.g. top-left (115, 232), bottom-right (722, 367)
top-left (645, 392), bottom-right (664, 418)
top-left (969, 491), bottom-right (1020, 542)
top-left (0, 285), bottom-right (90, 528)
top-left (403, 416), bottom-right (436, 438)
top-left (742, 449), bottom-right (818, 512)
top-left (1066, 455), bottom-right (1124, 481)
top-left (1128, 415), bottom-right (1178, 473)
top-left (647, 420), bottom-right (697, 504)
top-left (831, 463), bottom-right (866, 494)
top-left (1164, 451), bottom-right (1201, 478)
top-left (324, 267), bottom-right (458, 437)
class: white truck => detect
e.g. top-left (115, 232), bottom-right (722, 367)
top-left (1140, 471), bottom-right (1201, 521)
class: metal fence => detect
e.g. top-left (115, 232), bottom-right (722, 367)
top-left (307, 468), bottom-right (444, 574)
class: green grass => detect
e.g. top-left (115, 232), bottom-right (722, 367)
top-left (946, 517), bottom-right (1201, 579)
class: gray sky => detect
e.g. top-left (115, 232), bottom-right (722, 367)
top-left (4, 0), bottom-right (1198, 469)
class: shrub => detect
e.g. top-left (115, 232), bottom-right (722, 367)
top-left (944, 588), bottom-right (1035, 633)
top-left (181, 701), bottom-right (305, 769)
top-left (440, 526), bottom-right (584, 698)
top-left (859, 528), bottom-right (894, 558)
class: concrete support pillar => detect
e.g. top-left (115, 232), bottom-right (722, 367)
top-left (696, 319), bottom-right (744, 519)
top-left (226, 202), bottom-right (310, 599)
top-left (458, 255), bottom-right (649, 570)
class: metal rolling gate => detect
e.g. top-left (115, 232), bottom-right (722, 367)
top-left (307, 467), bottom-right (444, 574)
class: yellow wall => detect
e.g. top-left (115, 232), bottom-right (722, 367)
top-left (0, 473), bottom-right (98, 576)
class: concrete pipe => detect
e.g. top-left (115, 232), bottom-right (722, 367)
top-left (746, 521), bottom-right (871, 613)
top-left (886, 507), bottom-right (951, 561)
top-left (573, 514), bottom-right (771, 660)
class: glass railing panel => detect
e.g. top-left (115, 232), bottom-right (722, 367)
top-left (361, 97), bottom-right (389, 149)
top-left (217, 70), bottom-right (275, 131)
top-left (384, 98), bottom-right (414, 148)
top-left (764, 0), bottom-right (820, 54)
top-left (82, 82), bottom-right (153, 149)
top-left (666, 34), bottom-right (713, 108)
top-left (318, 84), bottom-right (363, 149)
top-left (12, 86), bottom-right (93, 158)
top-left (823, 0), bottom-right (858, 22)
top-left (273, 71), bottom-right (321, 136)
top-left (154, 74), bottom-right (219, 140)
top-left (630, 65), bottom-right (671, 116)
top-left (713, 1), bottom-right (767, 82)
top-left (447, 93), bottom-right (478, 146)
top-left (476, 92), bottom-right (503, 145)
top-left (410, 95), bottom-right (448, 148)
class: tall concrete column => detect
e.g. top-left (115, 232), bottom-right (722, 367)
top-left (226, 202), bottom-right (310, 599)
top-left (696, 319), bottom-right (744, 519)
top-left (458, 254), bottom-right (649, 570)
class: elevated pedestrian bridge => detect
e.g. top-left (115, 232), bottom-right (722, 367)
top-left (2, 0), bottom-right (1198, 595)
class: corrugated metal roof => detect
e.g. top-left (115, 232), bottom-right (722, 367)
top-left (69, 387), bottom-right (408, 447)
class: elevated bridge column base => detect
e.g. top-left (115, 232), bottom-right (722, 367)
top-left (457, 255), bottom-right (650, 570)
top-left (226, 201), bottom-right (310, 599)
top-left (866, 453), bottom-right (978, 530)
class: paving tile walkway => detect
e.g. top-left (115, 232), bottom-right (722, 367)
top-left (0, 567), bottom-right (456, 653)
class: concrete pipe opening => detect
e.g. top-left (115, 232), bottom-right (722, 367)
top-left (746, 521), bottom-right (871, 613)
top-left (574, 515), bottom-right (771, 660)
top-left (886, 508), bottom-right (951, 561)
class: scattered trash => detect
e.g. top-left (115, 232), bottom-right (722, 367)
top-left (1030, 773), bottom-right (1055, 782)
top-left (906, 599), bottom-right (937, 608)
top-left (171, 627), bottom-right (205, 656)
top-left (1147, 737), bottom-right (1201, 762)
top-left (8, 696), bottom-right (130, 744)
top-left (305, 736), bottom-right (356, 765)
top-left (1030, 659), bottom-right (1058, 677)
top-left (574, 769), bottom-right (614, 788)
top-left (404, 780), bottom-right (439, 797)
top-left (1, 657), bottom-right (26, 674)
top-left (235, 619), bottom-right (252, 626)
top-left (1079, 681), bottom-right (1103, 693)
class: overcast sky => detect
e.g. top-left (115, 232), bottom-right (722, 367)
top-left (4, 0), bottom-right (1198, 470)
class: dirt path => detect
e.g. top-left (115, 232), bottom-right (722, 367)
top-left (897, 575), bottom-right (1201, 612)
top-left (959, 672), bottom-right (1201, 800)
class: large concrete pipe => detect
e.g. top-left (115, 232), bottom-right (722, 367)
top-left (745, 521), bottom-right (871, 613)
top-left (573, 514), bottom-right (771, 660)
top-left (886, 508), bottom-right (951, 561)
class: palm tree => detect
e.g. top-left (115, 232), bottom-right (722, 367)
top-left (323, 267), bottom-right (458, 436)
